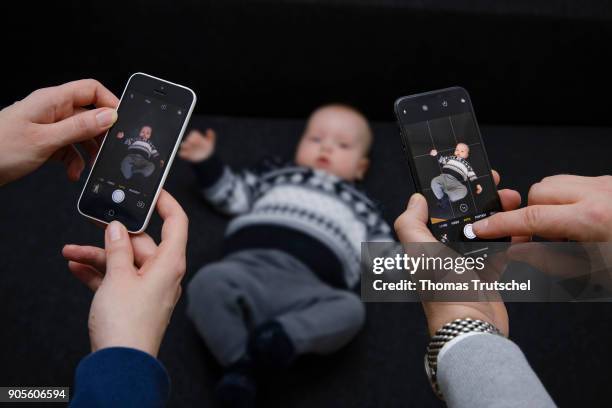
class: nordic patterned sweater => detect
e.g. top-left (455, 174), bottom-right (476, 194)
top-left (434, 152), bottom-right (477, 185)
top-left (193, 154), bottom-right (393, 289)
top-left (123, 136), bottom-right (160, 161)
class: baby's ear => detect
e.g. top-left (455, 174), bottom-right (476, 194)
top-left (356, 157), bottom-right (370, 180)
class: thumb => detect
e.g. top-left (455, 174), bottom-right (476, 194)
top-left (48, 107), bottom-right (117, 148)
top-left (105, 221), bottom-right (135, 276)
top-left (206, 128), bottom-right (217, 143)
top-left (394, 193), bottom-right (438, 243)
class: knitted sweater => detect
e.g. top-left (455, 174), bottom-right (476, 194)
top-left (124, 136), bottom-right (160, 161)
top-left (435, 153), bottom-right (477, 184)
top-left (193, 154), bottom-right (392, 289)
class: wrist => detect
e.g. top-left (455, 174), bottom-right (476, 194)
top-left (199, 149), bottom-right (215, 162)
top-left (425, 318), bottom-right (503, 400)
top-left (424, 305), bottom-right (506, 337)
top-left (91, 334), bottom-right (161, 359)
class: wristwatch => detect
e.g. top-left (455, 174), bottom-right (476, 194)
top-left (425, 318), bottom-right (502, 400)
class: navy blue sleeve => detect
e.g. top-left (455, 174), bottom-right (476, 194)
top-left (192, 152), bottom-right (225, 189)
top-left (70, 347), bottom-right (170, 408)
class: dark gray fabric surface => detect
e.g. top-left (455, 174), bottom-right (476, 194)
top-left (0, 115), bottom-right (610, 407)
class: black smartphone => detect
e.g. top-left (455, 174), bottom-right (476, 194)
top-left (78, 73), bottom-right (196, 233)
top-left (394, 87), bottom-right (505, 243)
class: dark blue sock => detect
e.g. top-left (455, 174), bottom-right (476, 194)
top-left (248, 320), bottom-right (296, 373)
top-left (216, 358), bottom-right (257, 408)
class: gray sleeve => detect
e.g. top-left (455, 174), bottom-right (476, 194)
top-left (437, 334), bottom-right (556, 408)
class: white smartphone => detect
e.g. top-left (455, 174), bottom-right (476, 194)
top-left (78, 72), bottom-right (196, 233)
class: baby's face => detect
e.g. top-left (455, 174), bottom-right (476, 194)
top-left (140, 126), bottom-right (152, 140)
top-left (454, 143), bottom-right (469, 159)
top-left (295, 107), bottom-right (369, 181)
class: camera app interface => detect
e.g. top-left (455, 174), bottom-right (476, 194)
top-left (80, 91), bottom-right (186, 228)
top-left (400, 95), bottom-right (500, 242)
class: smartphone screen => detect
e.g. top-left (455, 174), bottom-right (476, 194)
top-left (395, 87), bottom-right (503, 243)
top-left (78, 73), bottom-right (196, 233)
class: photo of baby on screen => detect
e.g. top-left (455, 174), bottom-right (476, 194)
top-left (405, 112), bottom-right (497, 224)
top-left (116, 125), bottom-right (165, 181)
top-left (429, 142), bottom-right (482, 209)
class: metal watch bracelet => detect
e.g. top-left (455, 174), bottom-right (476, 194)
top-left (425, 318), bottom-right (502, 400)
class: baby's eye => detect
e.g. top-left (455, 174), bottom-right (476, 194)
top-left (339, 143), bottom-right (350, 149)
top-left (309, 136), bottom-right (321, 142)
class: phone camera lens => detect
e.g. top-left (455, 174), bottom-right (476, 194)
top-left (442, 100), bottom-right (448, 107)
top-left (422, 105), bottom-right (428, 111)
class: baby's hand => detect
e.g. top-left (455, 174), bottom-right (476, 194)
top-left (429, 149), bottom-right (437, 156)
top-left (116, 131), bottom-right (124, 139)
top-left (476, 184), bottom-right (483, 194)
top-left (179, 129), bottom-right (216, 163)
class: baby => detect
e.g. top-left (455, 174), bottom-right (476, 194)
top-left (429, 142), bottom-right (482, 210)
top-left (180, 104), bottom-right (392, 407)
top-left (116, 125), bottom-right (164, 180)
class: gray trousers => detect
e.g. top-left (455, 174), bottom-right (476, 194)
top-left (431, 174), bottom-right (467, 202)
top-left (186, 249), bottom-right (365, 367)
top-left (121, 153), bottom-right (155, 179)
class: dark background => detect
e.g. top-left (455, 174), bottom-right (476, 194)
top-left (1, 0), bottom-right (612, 125)
top-left (1, 1), bottom-right (611, 407)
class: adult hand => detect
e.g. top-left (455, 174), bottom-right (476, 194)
top-left (473, 175), bottom-right (612, 242)
top-left (394, 171), bottom-right (520, 336)
top-left (0, 79), bottom-right (118, 186)
top-left (179, 129), bottom-right (216, 162)
top-left (62, 190), bottom-right (188, 358)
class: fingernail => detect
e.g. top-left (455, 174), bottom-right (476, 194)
top-left (108, 221), bottom-right (122, 241)
top-left (96, 109), bottom-right (118, 127)
top-left (408, 194), bottom-right (419, 208)
top-left (473, 219), bottom-right (488, 233)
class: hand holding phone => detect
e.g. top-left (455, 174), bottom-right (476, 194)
top-left (78, 73), bottom-right (196, 233)
top-left (395, 87), bottom-right (506, 243)
top-left (66, 190), bottom-right (188, 357)
top-left (0, 79), bottom-right (118, 186)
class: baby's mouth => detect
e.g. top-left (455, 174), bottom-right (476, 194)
top-left (316, 157), bottom-right (330, 167)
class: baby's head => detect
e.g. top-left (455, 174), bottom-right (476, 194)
top-left (140, 125), bottom-right (153, 140)
top-left (295, 104), bottom-right (372, 181)
top-left (454, 143), bottom-right (469, 159)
